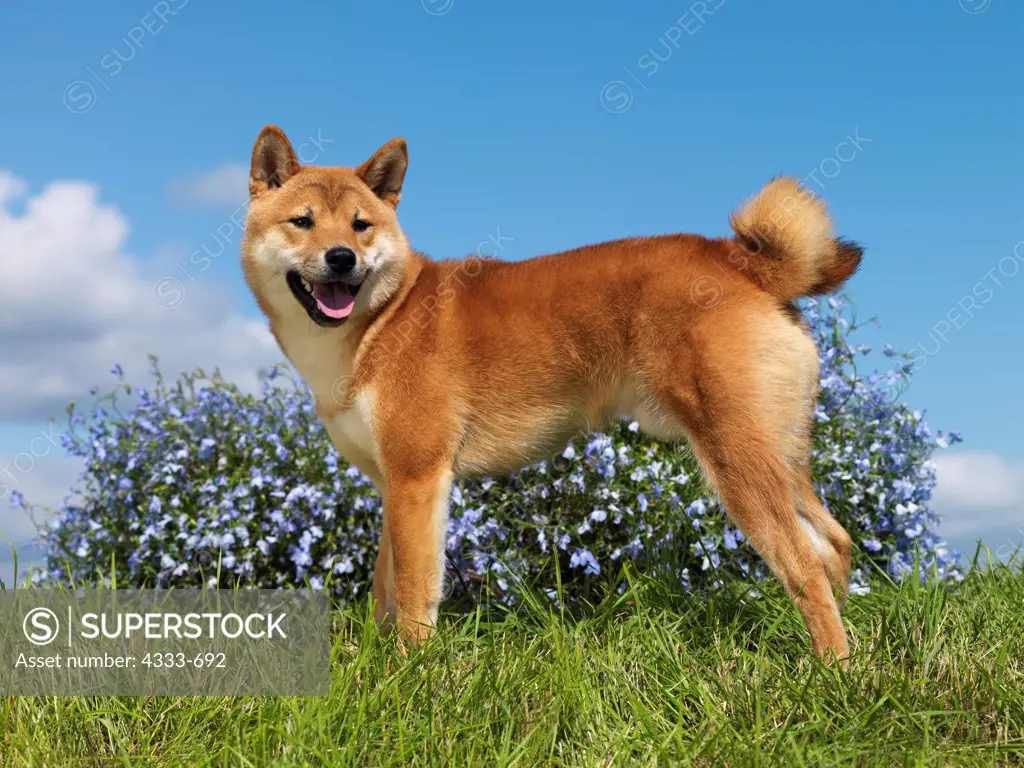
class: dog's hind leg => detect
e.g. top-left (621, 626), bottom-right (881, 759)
top-left (779, 318), bottom-right (854, 608)
top-left (793, 472), bottom-right (853, 609)
top-left (652, 310), bottom-right (849, 661)
top-left (683, 413), bottom-right (849, 660)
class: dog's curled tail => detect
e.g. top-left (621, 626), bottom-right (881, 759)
top-left (728, 177), bottom-right (862, 301)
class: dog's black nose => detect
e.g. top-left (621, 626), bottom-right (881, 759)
top-left (324, 247), bottom-right (357, 275)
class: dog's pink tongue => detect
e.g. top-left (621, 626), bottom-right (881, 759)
top-left (312, 283), bottom-right (355, 319)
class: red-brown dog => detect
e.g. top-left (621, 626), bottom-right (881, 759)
top-left (241, 126), bottom-right (861, 660)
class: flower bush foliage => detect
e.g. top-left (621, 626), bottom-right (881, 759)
top-left (19, 297), bottom-right (962, 602)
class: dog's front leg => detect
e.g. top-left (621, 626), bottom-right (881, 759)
top-left (385, 468), bottom-right (452, 645)
top-left (371, 511), bottom-right (397, 629)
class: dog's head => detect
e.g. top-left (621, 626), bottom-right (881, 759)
top-left (241, 126), bottom-right (412, 328)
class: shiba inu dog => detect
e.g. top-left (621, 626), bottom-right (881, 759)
top-left (241, 125), bottom-right (862, 660)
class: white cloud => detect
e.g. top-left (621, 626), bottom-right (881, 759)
top-left (168, 163), bottom-right (248, 208)
top-left (0, 171), bottom-right (281, 421)
top-left (0, 172), bottom-right (27, 204)
top-left (933, 452), bottom-right (1024, 557)
top-left (0, 456), bottom-right (82, 547)
top-left (934, 452), bottom-right (1024, 513)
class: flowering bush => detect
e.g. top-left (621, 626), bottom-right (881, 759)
top-left (19, 297), bottom-right (962, 603)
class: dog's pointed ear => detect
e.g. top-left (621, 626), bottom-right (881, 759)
top-left (250, 125), bottom-right (300, 195)
top-left (356, 138), bottom-right (408, 208)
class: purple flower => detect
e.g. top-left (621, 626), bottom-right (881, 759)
top-left (569, 547), bottom-right (600, 576)
top-left (25, 294), bottom-right (963, 605)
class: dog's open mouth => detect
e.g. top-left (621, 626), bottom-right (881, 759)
top-left (286, 271), bottom-right (363, 327)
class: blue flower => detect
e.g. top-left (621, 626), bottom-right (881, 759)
top-left (686, 499), bottom-right (707, 518)
top-left (569, 547), bottom-right (600, 576)
top-left (25, 295), bottom-right (963, 605)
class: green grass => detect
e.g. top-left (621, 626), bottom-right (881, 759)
top-left (3, 563), bottom-right (1024, 766)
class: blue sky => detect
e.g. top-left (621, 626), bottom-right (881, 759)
top-left (0, 1), bottom-right (1021, 568)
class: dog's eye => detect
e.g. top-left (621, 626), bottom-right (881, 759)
top-left (352, 218), bottom-right (372, 233)
top-left (289, 216), bottom-right (314, 230)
